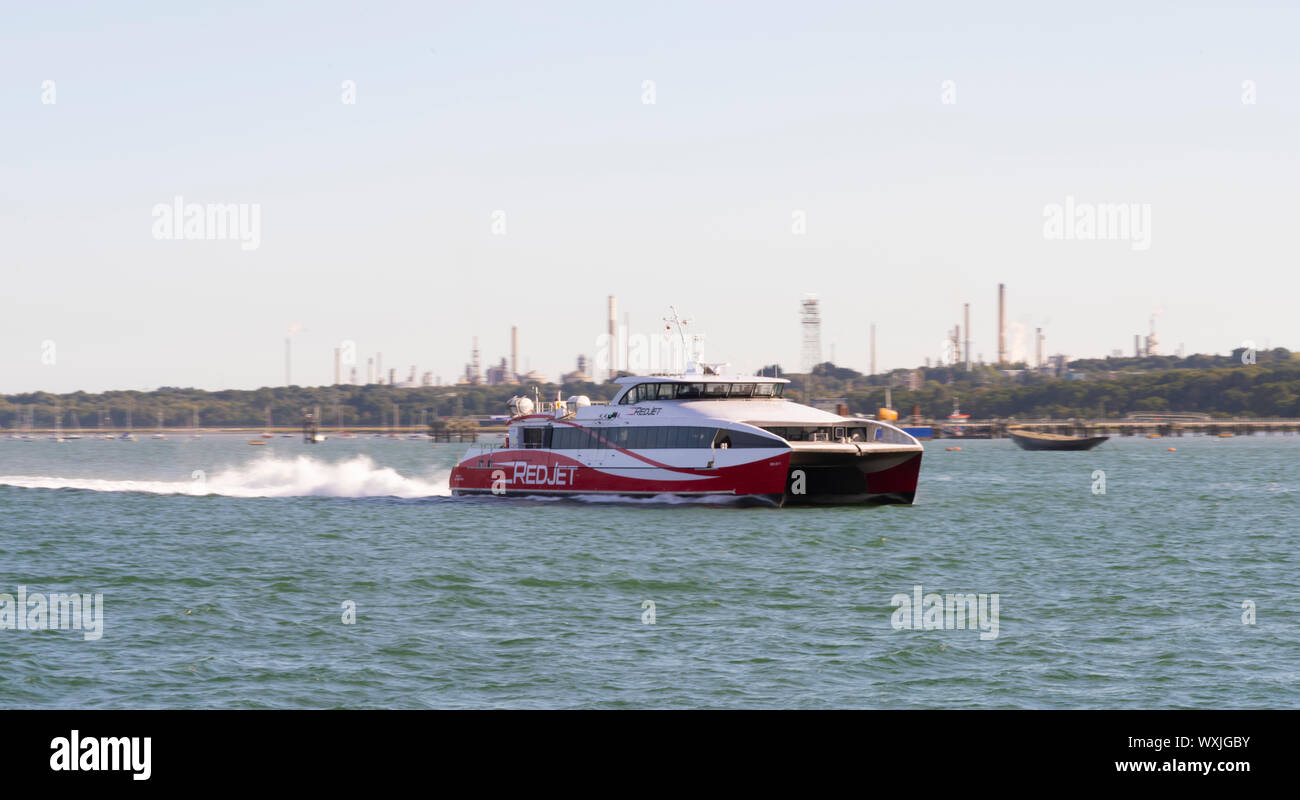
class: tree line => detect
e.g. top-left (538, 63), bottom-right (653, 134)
top-left (3, 353), bottom-right (1297, 429)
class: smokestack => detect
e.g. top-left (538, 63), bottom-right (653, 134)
top-left (607, 295), bottom-right (618, 381)
top-left (471, 337), bottom-right (480, 384)
top-left (997, 283), bottom-right (1007, 365)
top-left (870, 323), bottom-right (876, 375)
top-left (1036, 328), bottom-right (1043, 369)
top-left (377, 353), bottom-right (383, 384)
top-left (511, 325), bottom-right (518, 380)
top-left (964, 303), bottom-right (971, 371)
top-left (333, 347), bottom-right (341, 386)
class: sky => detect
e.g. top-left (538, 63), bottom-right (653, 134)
top-left (2, 1), bottom-right (1298, 393)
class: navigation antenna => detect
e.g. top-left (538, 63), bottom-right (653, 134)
top-left (663, 306), bottom-right (701, 373)
top-left (663, 306), bottom-right (692, 348)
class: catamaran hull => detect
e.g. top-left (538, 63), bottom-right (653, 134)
top-left (449, 448), bottom-right (921, 506)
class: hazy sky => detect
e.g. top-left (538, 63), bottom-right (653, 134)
top-left (3, 1), bottom-right (1297, 393)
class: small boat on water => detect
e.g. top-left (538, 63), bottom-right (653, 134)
top-left (1008, 429), bottom-right (1108, 451)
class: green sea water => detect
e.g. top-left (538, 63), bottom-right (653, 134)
top-left (0, 433), bottom-right (1295, 708)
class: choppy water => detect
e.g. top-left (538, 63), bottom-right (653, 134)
top-left (0, 432), bottom-right (1296, 708)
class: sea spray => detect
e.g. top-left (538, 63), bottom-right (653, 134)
top-left (0, 455), bottom-right (450, 499)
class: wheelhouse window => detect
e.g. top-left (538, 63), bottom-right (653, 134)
top-left (618, 381), bottom-right (784, 403)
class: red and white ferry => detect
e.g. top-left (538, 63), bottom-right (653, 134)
top-left (449, 362), bottom-right (923, 507)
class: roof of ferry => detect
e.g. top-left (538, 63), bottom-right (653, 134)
top-left (613, 373), bottom-right (790, 385)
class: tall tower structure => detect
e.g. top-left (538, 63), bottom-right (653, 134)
top-left (471, 337), bottom-right (481, 385)
top-left (1036, 328), bottom-right (1044, 368)
top-left (607, 295), bottom-right (618, 381)
top-left (964, 303), bottom-right (971, 370)
top-left (800, 294), bottom-right (822, 374)
top-left (511, 325), bottom-right (519, 380)
top-left (333, 347), bottom-right (341, 386)
top-left (997, 283), bottom-right (1007, 365)
top-left (869, 322), bottom-right (876, 375)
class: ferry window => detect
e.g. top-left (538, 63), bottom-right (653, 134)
top-left (628, 428), bottom-right (645, 449)
top-left (676, 383), bottom-right (703, 399)
top-left (557, 427), bottom-right (588, 448)
top-left (606, 428), bottom-right (628, 448)
top-left (731, 384), bottom-right (755, 397)
top-left (713, 430), bottom-right (732, 449)
top-left (772, 384), bottom-right (784, 397)
top-left (728, 430), bottom-right (781, 448)
top-left (705, 383), bottom-right (728, 397)
top-left (752, 384), bottom-right (774, 397)
top-left (653, 383), bottom-right (676, 400)
top-left (522, 427), bottom-right (544, 448)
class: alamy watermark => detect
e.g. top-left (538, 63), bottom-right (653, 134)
top-left (0, 586), bottom-right (104, 641)
top-left (1043, 195), bottom-right (1150, 251)
top-left (1240, 340), bottom-right (1257, 365)
top-left (50, 731), bottom-right (150, 780)
top-left (152, 195), bottom-right (261, 251)
top-left (890, 584), bottom-right (999, 640)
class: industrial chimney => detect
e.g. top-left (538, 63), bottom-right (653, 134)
top-left (964, 303), bottom-right (971, 371)
top-left (607, 295), bottom-right (618, 381)
top-left (997, 283), bottom-right (1007, 365)
top-left (511, 325), bottom-right (519, 381)
top-left (869, 322), bottom-right (876, 375)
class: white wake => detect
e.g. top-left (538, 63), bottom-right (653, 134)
top-left (0, 455), bottom-right (450, 499)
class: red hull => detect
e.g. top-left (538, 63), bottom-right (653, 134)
top-left (450, 449), bottom-right (921, 506)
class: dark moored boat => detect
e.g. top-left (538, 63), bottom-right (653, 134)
top-left (1007, 429), bottom-right (1108, 451)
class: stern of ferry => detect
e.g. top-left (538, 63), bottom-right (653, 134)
top-left (771, 422), bottom-right (923, 506)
